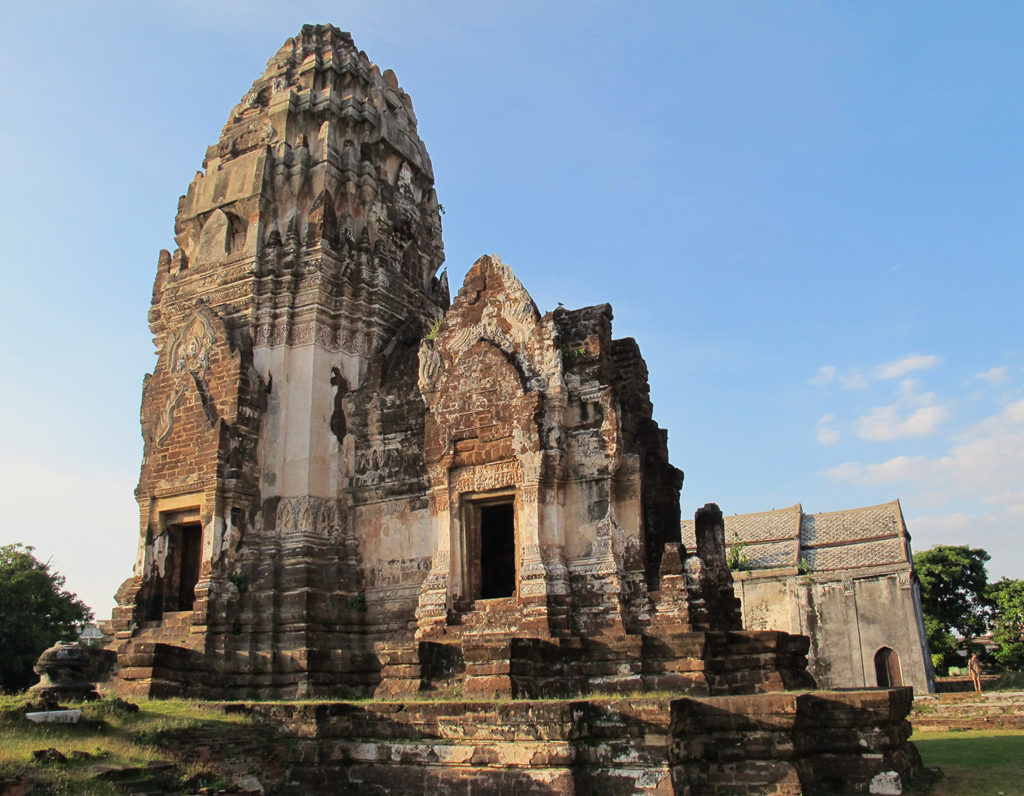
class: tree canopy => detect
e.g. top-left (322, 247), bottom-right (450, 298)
top-left (0, 543), bottom-right (93, 693)
top-left (913, 544), bottom-right (990, 674)
top-left (988, 578), bottom-right (1024, 671)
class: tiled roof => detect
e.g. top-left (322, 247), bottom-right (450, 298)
top-left (680, 500), bottom-right (910, 573)
top-left (800, 502), bottom-right (904, 547)
top-left (802, 537), bottom-right (908, 572)
top-left (681, 505), bottom-right (802, 570)
top-left (723, 505), bottom-right (803, 543)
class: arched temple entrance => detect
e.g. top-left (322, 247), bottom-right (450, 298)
top-left (874, 646), bottom-right (902, 687)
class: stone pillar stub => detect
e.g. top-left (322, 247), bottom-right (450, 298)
top-left (693, 502), bottom-right (742, 630)
top-left (694, 502), bottom-right (728, 577)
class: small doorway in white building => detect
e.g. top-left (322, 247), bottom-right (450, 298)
top-left (874, 646), bottom-right (903, 687)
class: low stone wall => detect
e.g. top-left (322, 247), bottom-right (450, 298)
top-left (912, 690), bottom-right (1024, 731)
top-left (229, 688), bottom-right (919, 794)
top-left (933, 675), bottom-right (999, 693)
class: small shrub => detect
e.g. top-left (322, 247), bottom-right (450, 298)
top-left (560, 345), bottom-right (586, 362)
top-left (727, 533), bottom-right (751, 571)
top-left (85, 696), bottom-right (139, 719)
top-left (424, 317), bottom-right (442, 341)
top-left (228, 569), bottom-right (248, 594)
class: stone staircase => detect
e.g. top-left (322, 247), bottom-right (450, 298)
top-left (911, 690), bottom-right (1024, 731)
top-left (236, 688), bottom-right (919, 795)
top-left (136, 610), bottom-right (197, 645)
top-left (376, 630), bottom-right (816, 703)
top-left (109, 611), bottom-right (203, 698)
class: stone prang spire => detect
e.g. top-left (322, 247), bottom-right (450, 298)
top-left (114, 25), bottom-right (448, 697)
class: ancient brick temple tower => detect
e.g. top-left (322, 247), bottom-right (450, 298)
top-left (112, 24), bottom-right (449, 695)
top-left (109, 25), bottom-right (921, 793)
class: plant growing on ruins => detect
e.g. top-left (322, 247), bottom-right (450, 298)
top-left (726, 533), bottom-right (751, 572)
top-left (228, 569), bottom-right (249, 594)
top-left (0, 544), bottom-right (92, 693)
top-left (348, 591), bottom-right (367, 612)
top-left (560, 344), bottom-right (587, 362)
top-left (424, 317), bottom-right (443, 341)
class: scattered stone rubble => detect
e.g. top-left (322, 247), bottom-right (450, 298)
top-left (96, 24), bottom-right (922, 793)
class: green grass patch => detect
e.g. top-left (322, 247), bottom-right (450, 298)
top-left (912, 729), bottom-right (1024, 795)
top-left (0, 694), bottom-right (258, 794)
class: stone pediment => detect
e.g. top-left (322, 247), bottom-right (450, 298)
top-left (418, 254), bottom-right (561, 397)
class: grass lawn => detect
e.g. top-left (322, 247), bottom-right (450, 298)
top-left (0, 694), bottom-right (262, 794)
top-left (913, 729), bottom-right (1024, 795)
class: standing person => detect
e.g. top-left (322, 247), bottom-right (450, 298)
top-left (968, 652), bottom-right (983, 693)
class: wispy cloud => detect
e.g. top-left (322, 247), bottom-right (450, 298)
top-left (822, 455), bottom-right (936, 485)
top-left (812, 355), bottom-right (940, 391)
top-left (808, 365), bottom-right (836, 386)
top-left (824, 400), bottom-right (1024, 512)
top-left (907, 510), bottom-right (1024, 578)
top-left (840, 370), bottom-right (870, 390)
top-left (816, 413), bottom-right (840, 444)
top-left (975, 366), bottom-right (1009, 385)
top-left (874, 354), bottom-right (940, 380)
top-left (855, 404), bottom-right (949, 441)
top-left (853, 377), bottom-right (949, 441)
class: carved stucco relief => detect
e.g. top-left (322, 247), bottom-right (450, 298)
top-left (153, 307), bottom-right (219, 446)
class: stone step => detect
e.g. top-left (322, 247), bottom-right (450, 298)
top-left (241, 689), bottom-right (918, 796)
top-left (911, 691), bottom-right (1024, 730)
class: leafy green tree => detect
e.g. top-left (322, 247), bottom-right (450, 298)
top-left (913, 545), bottom-right (990, 675)
top-left (988, 578), bottom-right (1024, 671)
top-left (0, 544), bottom-right (92, 692)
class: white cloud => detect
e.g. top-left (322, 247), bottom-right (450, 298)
top-left (855, 404), bottom-right (949, 441)
top-left (874, 354), bottom-right (940, 380)
top-left (822, 455), bottom-right (938, 485)
top-left (824, 400), bottom-right (1024, 503)
top-left (812, 355), bottom-right (940, 391)
top-left (809, 365), bottom-right (836, 386)
top-left (852, 375), bottom-right (948, 441)
top-left (839, 370), bottom-right (869, 390)
top-left (975, 366), bottom-right (1009, 385)
top-left (816, 413), bottom-right (840, 444)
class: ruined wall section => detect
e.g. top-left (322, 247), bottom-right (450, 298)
top-left (607, 338), bottom-right (683, 589)
top-left (553, 306), bottom-right (683, 628)
top-left (345, 322), bottom-right (436, 638)
top-left (116, 303), bottom-right (265, 645)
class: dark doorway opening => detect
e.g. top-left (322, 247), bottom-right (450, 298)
top-left (874, 646), bottom-right (902, 687)
top-left (174, 524), bottom-right (202, 611)
top-left (479, 503), bottom-right (515, 599)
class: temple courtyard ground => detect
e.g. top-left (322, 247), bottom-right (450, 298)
top-left (1, 690), bottom-right (1022, 794)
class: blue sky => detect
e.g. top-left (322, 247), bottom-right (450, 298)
top-left (1, 2), bottom-right (1021, 615)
